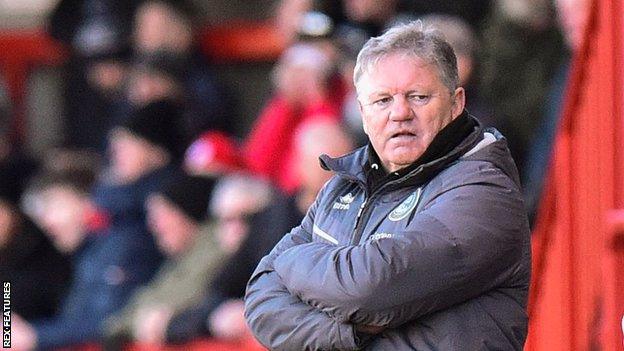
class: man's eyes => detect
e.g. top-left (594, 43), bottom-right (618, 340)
top-left (374, 97), bottom-right (393, 106)
top-left (369, 94), bottom-right (430, 108)
top-left (408, 94), bottom-right (430, 104)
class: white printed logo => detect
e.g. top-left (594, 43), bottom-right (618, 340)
top-left (333, 192), bottom-right (354, 210)
top-left (388, 188), bottom-right (422, 221)
top-left (369, 232), bottom-right (394, 240)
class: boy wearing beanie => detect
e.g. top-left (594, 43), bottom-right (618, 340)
top-left (109, 98), bottom-right (187, 184)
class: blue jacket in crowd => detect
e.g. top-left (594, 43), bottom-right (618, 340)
top-left (32, 166), bottom-right (179, 350)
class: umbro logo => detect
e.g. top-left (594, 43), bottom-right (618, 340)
top-left (333, 192), bottom-right (354, 210)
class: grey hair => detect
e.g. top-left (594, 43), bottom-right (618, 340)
top-left (353, 20), bottom-right (459, 93)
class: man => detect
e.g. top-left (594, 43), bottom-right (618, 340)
top-left (159, 174), bottom-right (274, 343)
top-left (244, 21), bottom-right (531, 350)
top-left (102, 175), bottom-right (226, 349)
top-left (243, 42), bottom-right (342, 194)
top-left (0, 155), bottom-right (72, 322)
top-left (131, 0), bottom-right (231, 137)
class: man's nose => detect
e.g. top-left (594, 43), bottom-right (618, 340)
top-left (388, 95), bottom-right (414, 121)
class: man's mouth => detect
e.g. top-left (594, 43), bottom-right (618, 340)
top-left (390, 131), bottom-right (416, 140)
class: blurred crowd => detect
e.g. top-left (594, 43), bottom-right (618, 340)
top-left (0, 0), bottom-right (588, 350)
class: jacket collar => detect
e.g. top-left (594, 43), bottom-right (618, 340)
top-left (320, 112), bottom-right (485, 191)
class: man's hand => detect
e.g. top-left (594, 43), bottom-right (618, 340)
top-left (133, 306), bottom-right (173, 344)
top-left (10, 314), bottom-right (37, 351)
top-left (208, 299), bottom-right (249, 340)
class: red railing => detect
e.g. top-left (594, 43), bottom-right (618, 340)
top-left (0, 20), bottom-right (285, 142)
top-left (0, 28), bottom-right (66, 141)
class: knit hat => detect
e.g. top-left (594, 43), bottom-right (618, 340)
top-left (184, 131), bottom-right (243, 175)
top-left (159, 175), bottom-right (216, 222)
top-left (121, 99), bottom-right (188, 160)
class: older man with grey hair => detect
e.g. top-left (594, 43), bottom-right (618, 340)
top-left (245, 21), bottom-right (530, 350)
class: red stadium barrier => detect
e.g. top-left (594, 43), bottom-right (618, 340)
top-left (126, 337), bottom-right (266, 351)
top-left (53, 337), bottom-right (266, 351)
top-left (0, 20), bottom-right (285, 142)
top-left (198, 20), bottom-right (286, 64)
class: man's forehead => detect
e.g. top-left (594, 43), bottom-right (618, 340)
top-left (357, 55), bottom-right (441, 96)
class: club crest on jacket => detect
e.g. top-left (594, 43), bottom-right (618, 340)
top-left (388, 188), bottom-right (422, 221)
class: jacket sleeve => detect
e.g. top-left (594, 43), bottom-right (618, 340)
top-left (273, 170), bottom-right (530, 328)
top-left (244, 185), bottom-right (365, 351)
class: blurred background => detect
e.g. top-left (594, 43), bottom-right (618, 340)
top-left (0, 0), bottom-right (622, 350)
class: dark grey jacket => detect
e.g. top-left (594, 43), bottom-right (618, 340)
top-left (245, 125), bottom-right (531, 350)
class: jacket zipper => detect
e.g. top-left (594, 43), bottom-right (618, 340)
top-left (351, 198), bottom-right (371, 245)
top-left (350, 198), bottom-right (367, 244)
top-left (349, 177), bottom-right (421, 245)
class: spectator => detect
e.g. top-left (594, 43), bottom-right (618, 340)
top-left (102, 175), bottom-right (227, 349)
top-left (9, 151), bottom-right (101, 351)
top-left (159, 175), bottom-right (275, 344)
top-left (47, 0), bottom-right (141, 152)
top-left (208, 175), bottom-right (274, 256)
top-left (23, 150), bottom-right (102, 255)
top-left (522, 0), bottom-right (590, 224)
top-left (243, 42), bottom-right (341, 194)
top-left (275, 0), bottom-right (491, 45)
top-left (165, 120), bottom-right (353, 344)
top-left (10, 99), bottom-right (186, 350)
top-left (131, 0), bottom-right (233, 137)
top-left (0, 162), bottom-right (71, 321)
top-left (420, 14), bottom-right (492, 122)
top-left (479, 0), bottom-right (566, 179)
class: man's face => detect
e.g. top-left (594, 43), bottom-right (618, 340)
top-left (357, 54), bottom-right (465, 172)
top-left (38, 186), bottom-right (88, 253)
top-left (147, 194), bottom-right (197, 257)
top-left (109, 129), bottom-right (165, 183)
top-left (134, 2), bottom-right (193, 54)
top-left (343, 0), bottom-right (397, 23)
top-left (212, 188), bottom-right (261, 254)
top-left (555, 0), bottom-right (589, 51)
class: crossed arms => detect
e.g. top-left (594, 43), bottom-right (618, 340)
top-left (244, 172), bottom-right (527, 350)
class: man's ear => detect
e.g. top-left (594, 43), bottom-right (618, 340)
top-left (359, 100), bottom-right (369, 135)
top-left (451, 87), bottom-right (466, 119)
